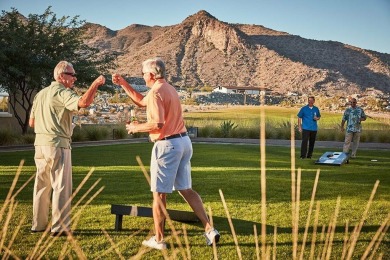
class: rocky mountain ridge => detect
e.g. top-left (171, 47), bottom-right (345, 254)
top-left (83, 10), bottom-right (390, 96)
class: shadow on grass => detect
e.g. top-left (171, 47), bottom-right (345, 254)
top-left (94, 213), bottom-right (384, 237)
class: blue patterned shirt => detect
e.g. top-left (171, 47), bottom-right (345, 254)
top-left (342, 106), bottom-right (366, 133)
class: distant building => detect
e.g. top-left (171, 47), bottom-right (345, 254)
top-left (287, 91), bottom-right (298, 96)
top-left (212, 86), bottom-right (260, 95)
top-left (0, 90), bottom-right (21, 133)
top-left (0, 92), bottom-right (10, 115)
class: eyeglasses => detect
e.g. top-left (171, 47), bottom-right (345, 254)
top-left (142, 71), bottom-right (156, 77)
top-left (63, 72), bottom-right (77, 77)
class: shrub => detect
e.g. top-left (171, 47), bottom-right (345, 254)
top-left (317, 129), bottom-right (333, 141)
top-left (378, 132), bottom-right (390, 143)
top-left (220, 120), bottom-right (238, 138)
top-left (72, 126), bottom-right (86, 142)
top-left (362, 130), bottom-right (389, 143)
top-left (235, 127), bottom-right (259, 139)
top-left (360, 133), bottom-right (367, 142)
top-left (274, 121), bottom-right (300, 140)
top-left (265, 125), bottom-right (278, 139)
top-left (83, 126), bottom-right (110, 141)
top-left (198, 125), bottom-right (214, 137)
top-left (334, 131), bottom-right (345, 142)
top-left (0, 129), bottom-right (16, 145)
top-left (112, 127), bottom-right (128, 139)
top-left (246, 128), bottom-right (260, 139)
top-left (20, 134), bottom-right (35, 144)
top-left (278, 127), bottom-right (297, 140)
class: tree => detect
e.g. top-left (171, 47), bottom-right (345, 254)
top-left (0, 7), bottom-right (116, 134)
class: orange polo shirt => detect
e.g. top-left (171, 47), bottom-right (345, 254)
top-left (146, 79), bottom-right (186, 141)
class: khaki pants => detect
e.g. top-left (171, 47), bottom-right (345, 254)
top-left (32, 146), bottom-right (72, 232)
top-left (343, 132), bottom-right (361, 157)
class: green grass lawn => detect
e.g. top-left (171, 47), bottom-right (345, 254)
top-left (183, 106), bottom-right (390, 142)
top-left (184, 106), bottom-right (390, 130)
top-left (1, 143), bottom-right (389, 259)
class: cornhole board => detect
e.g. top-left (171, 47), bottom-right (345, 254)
top-left (315, 151), bottom-right (349, 166)
top-left (111, 204), bottom-right (200, 231)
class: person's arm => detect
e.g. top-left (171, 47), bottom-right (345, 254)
top-left (360, 109), bottom-right (367, 122)
top-left (340, 119), bottom-right (346, 131)
top-left (315, 108), bottom-right (321, 121)
top-left (112, 74), bottom-right (146, 107)
top-left (298, 117), bottom-right (302, 132)
top-left (341, 109), bottom-right (348, 131)
top-left (29, 118), bottom-right (35, 128)
top-left (29, 98), bottom-right (37, 128)
top-left (126, 89), bottom-right (165, 134)
top-left (126, 122), bottom-right (163, 134)
top-left (78, 75), bottom-right (105, 108)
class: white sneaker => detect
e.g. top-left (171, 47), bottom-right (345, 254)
top-left (142, 236), bottom-right (167, 250)
top-left (204, 228), bottom-right (220, 246)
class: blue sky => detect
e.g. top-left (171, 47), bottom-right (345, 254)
top-left (1, 0), bottom-right (389, 54)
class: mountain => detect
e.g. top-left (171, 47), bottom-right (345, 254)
top-left (83, 10), bottom-right (390, 95)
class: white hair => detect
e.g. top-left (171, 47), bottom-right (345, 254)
top-left (142, 58), bottom-right (166, 79)
top-left (54, 61), bottom-right (73, 80)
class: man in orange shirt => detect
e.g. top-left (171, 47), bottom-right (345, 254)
top-left (112, 58), bottom-right (220, 250)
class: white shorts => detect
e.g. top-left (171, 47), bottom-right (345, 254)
top-left (150, 135), bottom-right (192, 193)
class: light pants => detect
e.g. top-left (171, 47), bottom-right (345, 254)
top-left (343, 132), bottom-right (361, 157)
top-left (32, 146), bottom-right (72, 232)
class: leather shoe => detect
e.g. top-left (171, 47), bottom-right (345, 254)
top-left (30, 229), bottom-right (45, 234)
top-left (51, 230), bottom-right (72, 237)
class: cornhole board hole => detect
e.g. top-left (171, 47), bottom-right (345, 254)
top-left (315, 152), bottom-right (349, 166)
top-left (111, 204), bottom-right (200, 231)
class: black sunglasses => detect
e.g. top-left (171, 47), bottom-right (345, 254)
top-left (63, 72), bottom-right (77, 77)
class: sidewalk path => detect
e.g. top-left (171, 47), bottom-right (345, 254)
top-left (1, 138), bottom-right (389, 152)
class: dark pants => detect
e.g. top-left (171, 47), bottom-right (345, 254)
top-left (301, 130), bottom-right (317, 158)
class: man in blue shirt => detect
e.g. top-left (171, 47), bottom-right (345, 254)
top-left (341, 98), bottom-right (366, 158)
top-left (297, 96), bottom-right (321, 159)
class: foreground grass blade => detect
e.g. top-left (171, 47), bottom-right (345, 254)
top-left (345, 180), bottom-right (380, 260)
top-left (260, 106), bottom-right (267, 260)
top-left (300, 170), bottom-right (320, 260)
top-left (219, 189), bottom-right (242, 260)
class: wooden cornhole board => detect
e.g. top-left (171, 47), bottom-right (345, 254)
top-left (315, 151), bottom-right (349, 166)
top-left (111, 204), bottom-right (200, 231)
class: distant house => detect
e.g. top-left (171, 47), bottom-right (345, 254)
top-left (0, 91), bottom-right (19, 133)
top-left (287, 91), bottom-right (299, 96)
top-left (212, 86), bottom-right (260, 95)
top-left (0, 92), bottom-right (10, 114)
